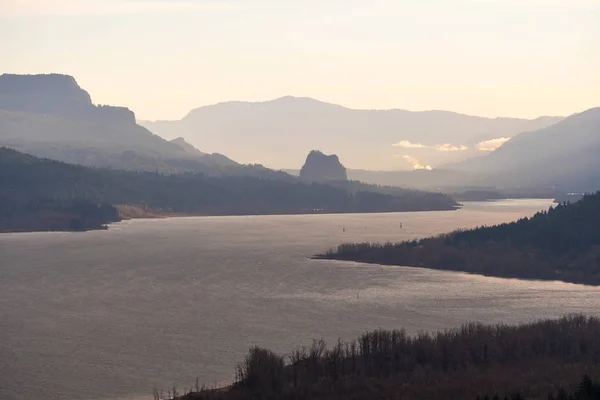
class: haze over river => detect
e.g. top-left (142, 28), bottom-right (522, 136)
top-left (2, 199), bottom-right (599, 400)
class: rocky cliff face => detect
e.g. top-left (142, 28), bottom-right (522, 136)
top-left (299, 150), bottom-right (348, 182)
top-left (93, 105), bottom-right (136, 125)
top-left (0, 73), bottom-right (135, 124)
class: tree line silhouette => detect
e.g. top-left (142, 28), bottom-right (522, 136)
top-left (318, 192), bottom-right (600, 285)
top-left (167, 315), bottom-right (600, 400)
top-left (0, 147), bottom-right (457, 231)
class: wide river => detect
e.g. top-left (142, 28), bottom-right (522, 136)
top-left (2, 199), bottom-right (600, 400)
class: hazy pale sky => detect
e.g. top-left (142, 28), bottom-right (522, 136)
top-left (2, 0), bottom-right (599, 120)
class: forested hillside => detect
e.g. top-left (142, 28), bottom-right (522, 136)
top-left (169, 316), bottom-right (600, 400)
top-left (0, 148), bottom-right (457, 232)
top-left (319, 192), bottom-right (600, 284)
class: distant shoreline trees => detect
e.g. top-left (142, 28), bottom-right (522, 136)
top-left (318, 192), bottom-right (600, 285)
top-left (0, 147), bottom-right (458, 232)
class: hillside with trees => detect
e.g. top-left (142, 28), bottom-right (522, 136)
top-left (162, 315), bottom-right (600, 400)
top-left (0, 148), bottom-right (457, 232)
top-left (318, 192), bottom-right (600, 285)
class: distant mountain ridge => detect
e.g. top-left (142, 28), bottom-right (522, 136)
top-left (285, 107), bottom-right (600, 193)
top-left (0, 73), bottom-right (185, 156)
top-left (446, 107), bottom-right (600, 191)
top-left (0, 73), bottom-right (135, 124)
top-left (140, 96), bottom-right (562, 170)
top-left (0, 73), bottom-right (278, 177)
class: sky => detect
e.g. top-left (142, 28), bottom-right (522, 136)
top-left (1, 0), bottom-right (599, 121)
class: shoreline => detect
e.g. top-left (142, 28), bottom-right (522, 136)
top-left (1, 197), bottom-right (555, 234)
top-left (311, 255), bottom-right (600, 287)
top-left (0, 206), bottom-right (458, 234)
top-left (116, 205), bottom-right (461, 220)
top-left (3, 197), bottom-right (557, 234)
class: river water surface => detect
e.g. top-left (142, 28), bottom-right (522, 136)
top-left (2, 199), bottom-right (600, 400)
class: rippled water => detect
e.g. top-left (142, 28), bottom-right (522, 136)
top-left (2, 199), bottom-right (599, 400)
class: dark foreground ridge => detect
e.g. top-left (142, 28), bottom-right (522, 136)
top-left (317, 191), bottom-right (600, 285)
top-left (0, 147), bottom-right (458, 232)
top-left (167, 315), bottom-right (600, 400)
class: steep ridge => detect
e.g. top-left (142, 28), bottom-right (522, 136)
top-left (170, 137), bottom-right (206, 156)
top-left (0, 73), bottom-right (185, 156)
top-left (447, 107), bottom-right (600, 191)
top-left (0, 74), bottom-right (276, 176)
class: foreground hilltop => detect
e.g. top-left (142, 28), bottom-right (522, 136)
top-left (170, 315), bottom-right (600, 400)
top-left (320, 191), bottom-right (600, 285)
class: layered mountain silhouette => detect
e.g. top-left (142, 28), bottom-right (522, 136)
top-left (4, 74), bottom-right (595, 193)
top-left (0, 74), bottom-right (246, 173)
top-left (140, 96), bottom-right (562, 170)
top-left (446, 107), bottom-right (600, 191)
top-left (0, 74), bottom-right (177, 152)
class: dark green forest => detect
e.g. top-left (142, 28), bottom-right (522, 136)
top-left (478, 375), bottom-right (600, 400)
top-left (0, 148), bottom-right (457, 232)
top-left (0, 196), bottom-right (119, 232)
top-left (164, 315), bottom-right (600, 400)
top-left (318, 192), bottom-right (600, 285)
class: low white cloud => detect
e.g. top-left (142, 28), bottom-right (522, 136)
top-left (392, 140), bottom-right (468, 152)
top-left (391, 140), bottom-right (426, 149)
top-left (1, 0), bottom-right (236, 16)
top-left (434, 143), bottom-right (468, 152)
top-left (476, 137), bottom-right (510, 151)
top-left (396, 155), bottom-right (432, 171)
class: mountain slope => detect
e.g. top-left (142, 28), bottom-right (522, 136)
top-left (0, 74), bottom-right (184, 155)
top-left (0, 74), bottom-right (251, 174)
top-left (170, 137), bottom-right (206, 156)
top-left (0, 109), bottom-right (184, 156)
top-left (140, 96), bottom-right (562, 170)
top-left (447, 107), bottom-right (600, 190)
